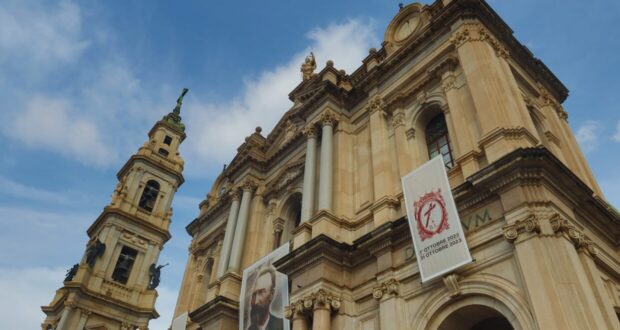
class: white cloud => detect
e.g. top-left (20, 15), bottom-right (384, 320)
top-left (0, 267), bottom-right (65, 329)
top-left (0, 0), bottom-right (87, 69)
top-left (613, 120), bottom-right (620, 142)
top-left (575, 120), bottom-right (600, 153)
top-left (184, 19), bottom-right (378, 176)
top-left (10, 95), bottom-right (117, 167)
top-left (0, 176), bottom-right (72, 204)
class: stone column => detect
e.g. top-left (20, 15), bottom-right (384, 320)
top-left (312, 304), bottom-right (331, 330)
top-left (217, 192), bottom-right (241, 278)
top-left (56, 301), bottom-right (75, 330)
top-left (76, 309), bottom-right (90, 329)
top-left (300, 126), bottom-right (318, 222)
top-left (292, 310), bottom-right (309, 330)
top-left (373, 279), bottom-right (403, 329)
top-left (318, 114), bottom-right (336, 211)
top-left (227, 181), bottom-right (256, 273)
top-left (391, 108), bottom-right (411, 178)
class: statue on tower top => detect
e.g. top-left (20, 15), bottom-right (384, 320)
top-left (173, 87), bottom-right (189, 115)
top-left (162, 87), bottom-right (189, 132)
top-left (301, 52), bottom-right (316, 81)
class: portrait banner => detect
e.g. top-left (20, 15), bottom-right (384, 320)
top-left (239, 242), bottom-right (290, 330)
top-left (401, 156), bottom-right (472, 282)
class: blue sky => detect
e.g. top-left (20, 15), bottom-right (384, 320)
top-left (0, 0), bottom-right (618, 328)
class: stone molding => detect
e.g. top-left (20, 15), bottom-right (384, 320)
top-left (372, 278), bottom-right (400, 300)
top-left (284, 288), bottom-right (341, 319)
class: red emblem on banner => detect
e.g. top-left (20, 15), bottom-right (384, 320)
top-left (413, 189), bottom-right (449, 241)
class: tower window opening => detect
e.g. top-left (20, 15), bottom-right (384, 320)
top-left (112, 246), bottom-right (138, 284)
top-left (139, 180), bottom-right (160, 212)
top-left (158, 148), bottom-right (170, 157)
top-left (163, 135), bottom-right (173, 145)
top-left (425, 114), bottom-right (454, 168)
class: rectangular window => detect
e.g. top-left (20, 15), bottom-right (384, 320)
top-left (158, 148), bottom-right (169, 157)
top-left (163, 135), bottom-right (172, 145)
top-left (112, 246), bottom-right (138, 284)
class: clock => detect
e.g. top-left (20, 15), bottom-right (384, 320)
top-left (394, 14), bottom-right (420, 42)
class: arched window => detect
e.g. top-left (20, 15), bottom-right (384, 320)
top-left (139, 180), bottom-right (160, 212)
top-left (425, 114), bottom-right (454, 168)
top-left (277, 193), bottom-right (302, 247)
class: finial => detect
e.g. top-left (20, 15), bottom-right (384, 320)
top-left (173, 88), bottom-right (189, 115)
top-left (326, 60), bottom-right (334, 67)
top-left (255, 126), bottom-right (262, 134)
top-left (301, 52), bottom-right (316, 81)
top-left (399, 3), bottom-right (404, 10)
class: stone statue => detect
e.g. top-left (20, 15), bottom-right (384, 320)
top-left (64, 263), bottom-right (79, 282)
top-left (173, 88), bottom-right (189, 115)
top-left (301, 52), bottom-right (316, 80)
top-left (148, 263), bottom-right (169, 289)
top-left (85, 239), bottom-right (106, 268)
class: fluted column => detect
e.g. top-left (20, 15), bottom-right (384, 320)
top-left (217, 192), bottom-right (241, 278)
top-left (292, 311), bottom-right (309, 330)
top-left (318, 114), bottom-right (336, 211)
top-left (227, 181), bottom-right (256, 273)
top-left (301, 126), bottom-right (318, 222)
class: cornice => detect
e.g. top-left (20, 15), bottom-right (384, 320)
top-left (87, 207), bottom-right (171, 242)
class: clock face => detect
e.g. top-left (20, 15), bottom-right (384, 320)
top-left (394, 15), bottom-right (420, 42)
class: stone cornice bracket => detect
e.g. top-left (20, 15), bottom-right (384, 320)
top-left (443, 273), bottom-right (461, 297)
top-left (502, 215), bottom-right (541, 243)
top-left (273, 217), bottom-right (285, 234)
top-left (538, 84), bottom-right (568, 120)
top-left (372, 278), bottom-right (400, 300)
top-left (450, 23), bottom-right (509, 59)
top-left (549, 213), bottom-right (599, 256)
top-left (391, 109), bottom-right (406, 128)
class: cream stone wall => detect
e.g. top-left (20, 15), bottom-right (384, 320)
top-left (174, 1), bottom-right (619, 329)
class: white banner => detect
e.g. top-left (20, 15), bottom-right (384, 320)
top-left (239, 243), bottom-right (290, 330)
top-left (401, 156), bottom-right (472, 282)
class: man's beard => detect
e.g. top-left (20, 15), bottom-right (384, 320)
top-left (249, 303), bottom-right (269, 328)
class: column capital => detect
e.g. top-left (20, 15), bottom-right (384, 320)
top-left (241, 180), bottom-right (257, 192)
top-left (303, 125), bottom-right (318, 138)
top-left (502, 215), bottom-right (541, 242)
top-left (319, 112), bottom-right (338, 127)
top-left (229, 190), bottom-right (241, 201)
top-left (367, 94), bottom-right (384, 115)
top-left (64, 300), bottom-right (77, 309)
top-left (450, 23), bottom-right (509, 58)
top-left (372, 278), bottom-right (400, 300)
top-left (290, 288), bottom-right (341, 314)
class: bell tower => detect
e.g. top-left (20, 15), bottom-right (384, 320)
top-left (42, 89), bottom-right (189, 330)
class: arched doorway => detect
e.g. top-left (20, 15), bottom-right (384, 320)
top-left (438, 305), bottom-right (513, 330)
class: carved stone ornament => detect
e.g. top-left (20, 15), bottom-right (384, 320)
top-left (367, 94), bottom-right (384, 114)
top-left (549, 213), bottom-right (599, 256)
top-left (443, 273), bottom-right (461, 297)
top-left (372, 279), bottom-right (400, 300)
top-left (450, 23), bottom-right (509, 59)
top-left (441, 73), bottom-right (457, 93)
top-left (241, 180), bottom-right (258, 192)
top-left (302, 125), bottom-right (318, 138)
top-left (502, 215), bottom-right (541, 242)
top-left (392, 110), bottom-right (406, 128)
top-left (319, 112), bottom-right (338, 127)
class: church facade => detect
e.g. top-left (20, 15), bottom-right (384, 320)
top-left (172, 1), bottom-right (620, 330)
